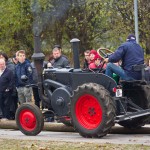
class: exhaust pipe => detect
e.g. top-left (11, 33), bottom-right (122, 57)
top-left (70, 38), bottom-right (81, 70)
top-left (32, 35), bottom-right (50, 106)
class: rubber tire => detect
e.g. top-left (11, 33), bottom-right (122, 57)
top-left (118, 85), bottom-right (150, 129)
top-left (71, 83), bottom-right (116, 138)
top-left (16, 103), bottom-right (44, 136)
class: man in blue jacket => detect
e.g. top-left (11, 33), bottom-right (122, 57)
top-left (15, 50), bottom-right (33, 104)
top-left (104, 34), bottom-right (144, 80)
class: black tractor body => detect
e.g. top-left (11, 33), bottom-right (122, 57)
top-left (16, 38), bottom-right (150, 138)
top-left (43, 68), bottom-right (117, 116)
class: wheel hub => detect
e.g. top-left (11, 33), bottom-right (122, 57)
top-left (51, 88), bottom-right (71, 116)
top-left (88, 107), bottom-right (96, 116)
top-left (20, 110), bottom-right (36, 131)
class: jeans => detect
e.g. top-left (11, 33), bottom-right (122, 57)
top-left (16, 87), bottom-right (32, 104)
top-left (105, 63), bottom-right (133, 81)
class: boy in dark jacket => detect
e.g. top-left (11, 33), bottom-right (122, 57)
top-left (104, 34), bottom-right (144, 80)
top-left (15, 50), bottom-right (33, 104)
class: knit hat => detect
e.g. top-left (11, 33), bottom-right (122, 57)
top-left (89, 49), bottom-right (98, 55)
top-left (94, 54), bottom-right (102, 61)
top-left (126, 34), bottom-right (136, 41)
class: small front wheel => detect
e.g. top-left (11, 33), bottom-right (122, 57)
top-left (15, 103), bottom-right (44, 136)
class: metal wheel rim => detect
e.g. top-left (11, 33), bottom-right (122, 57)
top-left (75, 94), bottom-right (102, 130)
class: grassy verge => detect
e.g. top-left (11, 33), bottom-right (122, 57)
top-left (0, 139), bottom-right (150, 150)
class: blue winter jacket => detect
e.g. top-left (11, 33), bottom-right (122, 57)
top-left (108, 39), bottom-right (144, 80)
top-left (15, 59), bottom-right (33, 87)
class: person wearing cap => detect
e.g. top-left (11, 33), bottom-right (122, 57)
top-left (104, 34), bottom-right (144, 80)
top-left (89, 54), bottom-right (104, 69)
top-left (89, 50), bottom-right (100, 63)
top-left (47, 45), bottom-right (70, 68)
top-left (89, 50), bottom-right (103, 67)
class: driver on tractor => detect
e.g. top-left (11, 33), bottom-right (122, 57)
top-left (104, 34), bottom-right (144, 81)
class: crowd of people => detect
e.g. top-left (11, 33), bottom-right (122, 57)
top-left (83, 49), bottom-right (106, 70)
top-left (0, 34), bottom-right (149, 121)
top-left (0, 45), bottom-right (70, 121)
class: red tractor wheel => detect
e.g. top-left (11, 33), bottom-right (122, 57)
top-left (71, 83), bottom-right (116, 138)
top-left (15, 103), bottom-right (44, 136)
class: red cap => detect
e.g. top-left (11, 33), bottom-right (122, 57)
top-left (94, 54), bottom-right (101, 61)
top-left (89, 50), bottom-right (98, 55)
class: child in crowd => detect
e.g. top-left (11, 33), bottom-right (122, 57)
top-left (89, 54), bottom-right (105, 69)
top-left (89, 50), bottom-right (100, 63)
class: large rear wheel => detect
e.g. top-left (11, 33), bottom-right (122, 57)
top-left (71, 83), bottom-right (116, 138)
top-left (16, 103), bottom-right (44, 136)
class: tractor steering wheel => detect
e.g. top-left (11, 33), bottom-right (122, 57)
top-left (97, 48), bottom-right (113, 59)
top-left (96, 48), bottom-right (114, 73)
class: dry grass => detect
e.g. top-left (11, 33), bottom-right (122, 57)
top-left (0, 139), bottom-right (150, 150)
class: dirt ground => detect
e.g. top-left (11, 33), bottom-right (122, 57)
top-left (0, 139), bottom-right (150, 150)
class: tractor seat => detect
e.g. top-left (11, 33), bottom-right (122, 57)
top-left (120, 64), bottom-right (148, 85)
top-left (132, 64), bottom-right (146, 71)
top-left (120, 80), bottom-right (147, 85)
top-left (132, 64), bottom-right (147, 81)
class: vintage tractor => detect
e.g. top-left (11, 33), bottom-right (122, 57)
top-left (15, 37), bottom-right (150, 138)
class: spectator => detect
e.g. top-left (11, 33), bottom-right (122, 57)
top-left (15, 50), bottom-right (33, 104)
top-left (89, 50), bottom-right (99, 62)
top-left (104, 34), bottom-right (144, 80)
top-left (12, 54), bottom-right (19, 65)
top-left (89, 49), bottom-right (103, 67)
top-left (89, 50), bottom-right (102, 63)
top-left (0, 52), bottom-right (15, 75)
top-left (47, 45), bottom-right (70, 68)
top-left (83, 50), bottom-right (90, 69)
top-left (0, 58), bottom-right (14, 120)
top-left (0, 52), bottom-right (18, 119)
top-left (89, 54), bottom-right (105, 69)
